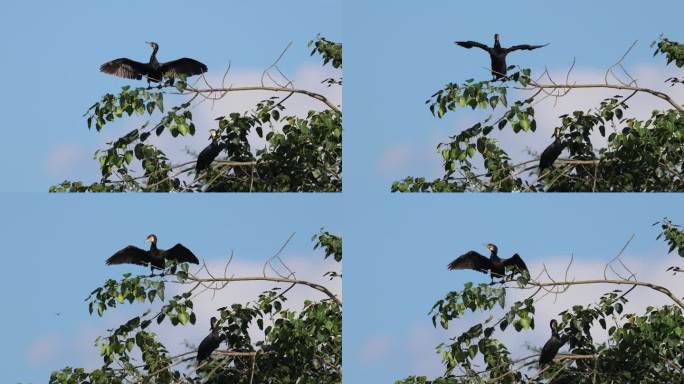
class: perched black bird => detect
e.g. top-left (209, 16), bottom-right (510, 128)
top-left (100, 42), bottom-right (207, 86)
top-left (455, 33), bottom-right (548, 80)
top-left (105, 234), bottom-right (199, 275)
top-left (447, 243), bottom-right (528, 284)
top-left (539, 127), bottom-right (566, 176)
top-left (197, 317), bottom-right (225, 362)
top-left (195, 129), bottom-right (222, 178)
top-left (539, 319), bottom-right (567, 367)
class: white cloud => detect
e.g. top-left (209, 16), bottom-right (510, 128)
top-left (505, 251), bottom-right (684, 355)
top-left (26, 333), bottom-right (61, 366)
top-left (386, 251), bottom-right (683, 377)
top-left (154, 254), bottom-right (341, 355)
top-left (56, 251), bottom-right (340, 372)
top-left (359, 333), bottom-right (395, 365)
top-left (376, 128), bottom-right (444, 179)
top-left (495, 64), bottom-right (684, 164)
top-left (73, 62), bottom-right (340, 183)
top-left (384, 62), bottom-right (684, 180)
top-left (45, 144), bottom-right (85, 177)
top-left (135, 64), bottom-right (341, 182)
top-left (404, 323), bottom-right (450, 375)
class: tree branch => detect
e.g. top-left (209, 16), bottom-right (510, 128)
top-left (525, 278), bottom-right (684, 310)
top-left (186, 275), bottom-right (341, 306)
top-left (524, 80), bottom-right (683, 112)
top-left (184, 85), bottom-right (341, 114)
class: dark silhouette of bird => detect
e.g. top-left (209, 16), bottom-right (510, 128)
top-left (105, 234), bottom-right (199, 275)
top-left (539, 127), bottom-right (566, 176)
top-left (100, 42), bottom-right (207, 86)
top-left (539, 319), bottom-right (567, 367)
top-left (197, 317), bottom-right (225, 362)
top-left (455, 34), bottom-right (548, 80)
top-left (195, 129), bottom-right (222, 178)
top-left (447, 243), bottom-right (528, 284)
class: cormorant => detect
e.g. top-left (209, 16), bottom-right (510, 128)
top-left (195, 129), bottom-right (222, 178)
top-left (105, 234), bottom-right (199, 275)
top-left (455, 34), bottom-right (548, 80)
top-left (539, 127), bottom-right (566, 176)
top-left (100, 42), bottom-right (208, 86)
top-left (539, 319), bottom-right (567, 367)
top-left (447, 243), bottom-right (528, 283)
top-left (197, 317), bottom-right (225, 362)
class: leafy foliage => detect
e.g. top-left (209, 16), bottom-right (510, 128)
top-left (395, 220), bottom-right (684, 383)
top-left (50, 37), bottom-right (342, 192)
top-left (393, 36), bottom-right (684, 192)
top-left (313, 228), bottom-right (342, 262)
top-left (50, 231), bottom-right (342, 384)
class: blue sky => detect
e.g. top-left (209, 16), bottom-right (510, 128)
top-left (0, 0), bottom-right (341, 191)
top-left (3, 1), bottom-right (684, 383)
top-left (344, 194), bottom-right (684, 382)
top-left (344, 0), bottom-right (684, 193)
top-left (0, 194), bottom-right (344, 383)
top-left (8, 194), bottom-right (682, 384)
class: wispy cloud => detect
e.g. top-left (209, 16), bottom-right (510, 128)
top-left (26, 333), bottom-right (61, 366)
top-left (92, 63), bottom-right (340, 182)
top-left (154, 253), bottom-right (341, 355)
top-left (45, 144), bottom-right (85, 178)
top-left (359, 333), bottom-right (395, 365)
top-left (380, 62), bottom-right (684, 180)
top-left (374, 250), bottom-right (683, 378)
top-left (376, 128), bottom-right (444, 178)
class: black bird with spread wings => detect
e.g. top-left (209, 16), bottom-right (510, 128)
top-left (105, 234), bottom-right (199, 275)
top-left (539, 127), bottom-right (566, 176)
top-left (195, 129), bottom-right (222, 178)
top-left (447, 243), bottom-right (528, 283)
top-left (100, 42), bottom-right (207, 86)
top-left (539, 319), bottom-right (568, 367)
top-left (455, 33), bottom-right (548, 80)
top-left (197, 316), bottom-right (226, 362)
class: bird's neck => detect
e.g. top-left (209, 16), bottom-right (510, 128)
top-left (149, 46), bottom-right (159, 66)
top-left (490, 251), bottom-right (500, 261)
top-left (149, 242), bottom-right (158, 251)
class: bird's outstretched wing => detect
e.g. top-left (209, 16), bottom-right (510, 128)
top-left (100, 58), bottom-right (149, 80)
top-left (159, 58), bottom-right (208, 77)
top-left (106, 245), bottom-right (150, 266)
top-left (503, 253), bottom-right (528, 273)
top-left (506, 43), bottom-right (549, 53)
top-left (454, 41), bottom-right (491, 52)
top-left (447, 251), bottom-right (491, 273)
top-left (164, 243), bottom-right (200, 264)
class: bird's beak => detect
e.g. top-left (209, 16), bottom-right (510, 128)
top-left (145, 236), bottom-right (153, 243)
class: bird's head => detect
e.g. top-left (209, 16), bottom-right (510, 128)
top-left (145, 234), bottom-right (157, 244)
top-left (553, 127), bottom-right (562, 138)
top-left (209, 129), bottom-right (218, 140)
top-left (210, 316), bottom-right (218, 328)
top-left (550, 319), bottom-right (558, 331)
top-left (485, 243), bottom-right (498, 253)
top-left (146, 41), bottom-right (159, 50)
top-left (494, 34), bottom-right (500, 43)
